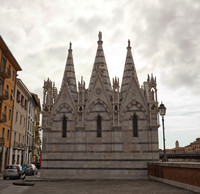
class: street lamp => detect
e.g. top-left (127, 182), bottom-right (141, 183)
top-left (158, 102), bottom-right (167, 162)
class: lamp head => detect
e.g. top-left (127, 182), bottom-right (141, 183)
top-left (159, 102), bottom-right (166, 117)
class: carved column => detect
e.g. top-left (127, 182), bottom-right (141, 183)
top-left (77, 77), bottom-right (85, 128)
top-left (112, 77), bottom-right (120, 126)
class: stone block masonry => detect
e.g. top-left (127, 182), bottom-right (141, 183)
top-left (41, 32), bottom-right (160, 179)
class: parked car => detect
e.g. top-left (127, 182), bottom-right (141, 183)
top-left (23, 164), bottom-right (38, 175)
top-left (34, 162), bottom-right (40, 169)
top-left (3, 165), bottom-right (23, 180)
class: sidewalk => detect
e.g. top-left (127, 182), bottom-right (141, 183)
top-left (21, 179), bottom-right (196, 194)
top-left (0, 172), bottom-right (196, 194)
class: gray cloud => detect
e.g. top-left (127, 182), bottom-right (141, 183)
top-left (1, 0), bottom-right (200, 149)
top-left (125, 0), bottom-right (200, 94)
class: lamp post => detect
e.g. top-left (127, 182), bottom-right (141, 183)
top-left (158, 102), bottom-right (167, 162)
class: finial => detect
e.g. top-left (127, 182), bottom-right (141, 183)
top-left (151, 73), bottom-right (153, 80)
top-left (128, 39), bottom-right (130, 47)
top-left (69, 42), bottom-right (72, 50)
top-left (147, 74), bottom-right (150, 82)
top-left (98, 31), bottom-right (102, 41)
top-left (127, 39), bottom-right (131, 49)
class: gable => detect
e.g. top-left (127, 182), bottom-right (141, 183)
top-left (120, 76), bottom-right (147, 114)
top-left (53, 83), bottom-right (76, 111)
top-left (86, 73), bottom-right (111, 114)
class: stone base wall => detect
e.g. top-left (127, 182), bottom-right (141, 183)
top-left (41, 169), bottom-right (148, 179)
top-left (41, 119), bottom-right (159, 179)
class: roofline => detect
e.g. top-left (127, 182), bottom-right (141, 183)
top-left (0, 35), bottom-right (22, 71)
top-left (31, 92), bottom-right (41, 109)
top-left (16, 78), bottom-right (32, 98)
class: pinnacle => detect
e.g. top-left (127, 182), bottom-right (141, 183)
top-left (69, 42), bottom-right (72, 51)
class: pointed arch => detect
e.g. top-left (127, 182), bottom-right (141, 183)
top-left (97, 114), bottom-right (102, 137)
top-left (133, 113), bottom-right (138, 137)
top-left (86, 98), bottom-right (110, 115)
top-left (62, 115), bottom-right (67, 138)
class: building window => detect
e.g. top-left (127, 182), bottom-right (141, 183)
top-left (9, 109), bottom-right (11, 120)
top-left (97, 115), bottom-right (102, 137)
top-left (1, 55), bottom-right (6, 72)
top-left (21, 95), bottom-right (24, 108)
top-left (62, 115), bottom-right (67, 138)
top-left (4, 106), bottom-right (7, 115)
top-left (17, 90), bottom-right (20, 103)
top-left (12, 70), bottom-right (15, 81)
top-left (0, 80), bottom-right (3, 94)
top-left (20, 115), bottom-right (22, 125)
top-left (2, 128), bottom-right (5, 138)
top-left (133, 113), bottom-right (138, 137)
top-left (6, 85), bottom-right (9, 92)
top-left (11, 89), bottom-right (14, 100)
top-left (16, 112), bottom-right (18, 123)
top-left (14, 132), bottom-right (16, 142)
top-left (7, 130), bottom-right (10, 141)
top-left (25, 99), bottom-right (27, 110)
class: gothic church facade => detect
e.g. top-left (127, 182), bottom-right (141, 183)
top-left (41, 32), bottom-right (159, 179)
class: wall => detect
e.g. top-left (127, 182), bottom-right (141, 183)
top-left (148, 162), bottom-right (200, 193)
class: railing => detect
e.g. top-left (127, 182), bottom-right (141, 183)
top-left (0, 89), bottom-right (9, 100)
top-left (0, 67), bottom-right (11, 79)
top-left (160, 153), bottom-right (200, 162)
top-left (0, 113), bottom-right (7, 123)
top-left (0, 137), bottom-right (5, 146)
top-left (13, 141), bottom-right (19, 149)
top-left (29, 145), bottom-right (34, 152)
top-left (19, 143), bottom-right (25, 150)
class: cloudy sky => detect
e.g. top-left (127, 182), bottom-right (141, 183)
top-left (1, 0), bottom-right (200, 149)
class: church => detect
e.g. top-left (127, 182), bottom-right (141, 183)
top-left (41, 32), bottom-right (160, 179)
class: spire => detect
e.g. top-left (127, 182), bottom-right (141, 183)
top-left (121, 40), bottom-right (139, 98)
top-left (88, 32), bottom-right (112, 95)
top-left (61, 42), bottom-right (78, 100)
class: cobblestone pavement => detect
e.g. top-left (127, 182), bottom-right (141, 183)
top-left (19, 179), bottom-right (195, 194)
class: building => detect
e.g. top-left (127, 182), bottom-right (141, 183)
top-left (185, 138), bottom-right (200, 153)
top-left (166, 140), bottom-right (185, 154)
top-left (41, 32), bottom-right (160, 179)
top-left (25, 94), bottom-right (35, 164)
top-left (9, 78), bottom-right (31, 165)
top-left (0, 36), bottom-right (22, 172)
top-left (165, 138), bottom-right (200, 154)
top-left (32, 93), bottom-right (41, 164)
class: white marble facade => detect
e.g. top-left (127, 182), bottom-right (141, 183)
top-left (41, 32), bottom-right (160, 179)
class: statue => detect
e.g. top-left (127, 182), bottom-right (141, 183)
top-left (98, 31), bottom-right (102, 41)
top-left (128, 39), bottom-right (130, 47)
top-left (69, 42), bottom-right (72, 50)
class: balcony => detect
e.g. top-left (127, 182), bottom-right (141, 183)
top-left (0, 68), bottom-right (11, 79)
top-left (19, 143), bottom-right (26, 150)
top-left (0, 89), bottom-right (9, 100)
top-left (0, 113), bottom-right (7, 123)
top-left (0, 137), bottom-right (5, 146)
top-left (13, 141), bottom-right (19, 149)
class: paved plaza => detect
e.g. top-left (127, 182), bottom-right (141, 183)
top-left (0, 179), bottom-right (196, 194)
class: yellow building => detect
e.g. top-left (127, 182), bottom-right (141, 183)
top-left (185, 138), bottom-right (200, 153)
top-left (0, 36), bottom-right (22, 172)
